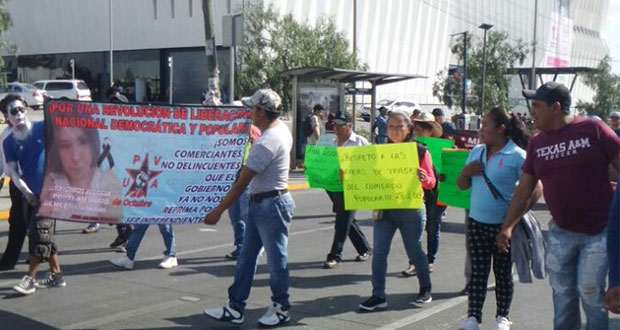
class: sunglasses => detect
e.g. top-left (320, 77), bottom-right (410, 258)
top-left (9, 107), bottom-right (26, 116)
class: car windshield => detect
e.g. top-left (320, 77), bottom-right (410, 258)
top-left (12, 83), bottom-right (37, 90)
top-left (377, 99), bottom-right (394, 106)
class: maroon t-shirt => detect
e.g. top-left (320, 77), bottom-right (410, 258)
top-left (522, 117), bottom-right (620, 235)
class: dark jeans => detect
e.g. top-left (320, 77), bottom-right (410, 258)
top-left (326, 191), bottom-right (370, 261)
top-left (425, 202), bottom-right (447, 264)
top-left (0, 182), bottom-right (27, 267)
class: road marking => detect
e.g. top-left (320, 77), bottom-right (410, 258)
top-left (63, 298), bottom-right (187, 329)
top-left (199, 228), bottom-right (217, 232)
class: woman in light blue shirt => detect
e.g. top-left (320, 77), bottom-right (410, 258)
top-left (456, 107), bottom-right (541, 330)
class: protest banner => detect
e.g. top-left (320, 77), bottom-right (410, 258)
top-left (37, 100), bottom-right (251, 224)
top-left (444, 130), bottom-right (480, 150)
top-left (304, 145), bottom-right (342, 192)
top-left (416, 136), bottom-right (455, 172)
top-left (337, 143), bottom-right (424, 210)
top-left (438, 149), bottom-right (471, 208)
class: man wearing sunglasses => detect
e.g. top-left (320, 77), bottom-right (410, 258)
top-left (1, 94), bottom-right (65, 295)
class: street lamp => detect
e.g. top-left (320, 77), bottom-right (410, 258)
top-left (478, 23), bottom-right (493, 115)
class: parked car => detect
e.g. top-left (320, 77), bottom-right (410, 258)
top-left (360, 99), bottom-right (420, 121)
top-left (32, 79), bottom-right (92, 101)
top-left (0, 82), bottom-right (47, 109)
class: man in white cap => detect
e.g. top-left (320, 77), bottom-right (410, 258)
top-left (203, 89), bottom-right (295, 327)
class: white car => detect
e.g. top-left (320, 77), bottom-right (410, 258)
top-left (32, 79), bottom-right (92, 101)
top-left (360, 99), bottom-right (420, 121)
top-left (0, 82), bottom-right (47, 109)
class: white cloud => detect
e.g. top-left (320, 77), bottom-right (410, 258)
top-left (602, 0), bottom-right (620, 74)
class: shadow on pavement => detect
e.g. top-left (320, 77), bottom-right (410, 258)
top-left (0, 310), bottom-right (61, 329)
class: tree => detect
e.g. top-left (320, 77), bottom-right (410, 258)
top-left (432, 31), bottom-right (528, 114)
top-left (0, 0), bottom-right (11, 87)
top-left (236, 3), bottom-right (365, 110)
top-left (575, 56), bottom-right (620, 120)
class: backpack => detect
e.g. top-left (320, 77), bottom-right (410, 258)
top-left (302, 114), bottom-right (315, 137)
top-left (415, 142), bottom-right (439, 204)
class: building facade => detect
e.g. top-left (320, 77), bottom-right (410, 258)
top-left (3, 0), bottom-right (610, 109)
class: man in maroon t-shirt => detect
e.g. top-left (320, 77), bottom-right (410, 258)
top-left (496, 81), bottom-right (620, 330)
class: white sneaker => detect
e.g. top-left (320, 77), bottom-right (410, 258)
top-left (204, 300), bottom-right (244, 324)
top-left (494, 316), bottom-right (512, 330)
top-left (110, 256), bottom-right (134, 270)
top-left (258, 302), bottom-right (290, 327)
top-left (159, 256), bottom-right (178, 269)
top-left (459, 316), bottom-right (480, 330)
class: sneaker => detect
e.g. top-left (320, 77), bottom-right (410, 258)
top-left (82, 224), bottom-right (100, 234)
top-left (359, 295), bottom-right (387, 311)
top-left (323, 259), bottom-right (340, 269)
top-left (459, 316), bottom-right (480, 330)
top-left (116, 244), bottom-right (127, 253)
top-left (159, 256), bottom-right (178, 269)
top-left (225, 247), bottom-right (241, 260)
top-left (109, 235), bottom-right (128, 248)
top-left (401, 264), bottom-right (416, 277)
top-left (110, 256), bottom-right (134, 270)
top-left (13, 275), bottom-right (36, 295)
top-left (35, 272), bottom-right (66, 288)
top-left (204, 301), bottom-right (244, 324)
top-left (415, 286), bottom-right (432, 303)
top-left (494, 316), bottom-right (512, 330)
top-left (258, 302), bottom-right (290, 327)
top-left (355, 251), bottom-right (371, 262)
top-left (459, 284), bottom-right (470, 296)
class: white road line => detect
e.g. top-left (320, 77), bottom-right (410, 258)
top-left (63, 298), bottom-right (186, 329)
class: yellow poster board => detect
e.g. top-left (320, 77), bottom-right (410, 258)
top-left (337, 143), bottom-right (424, 210)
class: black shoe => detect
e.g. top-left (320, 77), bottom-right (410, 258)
top-left (0, 264), bottom-right (15, 271)
top-left (415, 286), bottom-right (432, 304)
top-left (109, 235), bottom-right (128, 248)
top-left (459, 284), bottom-right (469, 296)
top-left (359, 295), bottom-right (387, 311)
top-left (323, 259), bottom-right (341, 269)
top-left (225, 247), bottom-right (241, 260)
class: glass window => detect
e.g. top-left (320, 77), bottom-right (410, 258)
top-left (46, 82), bottom-right (73, 90)
top-left (77, 82), bottom-right (89, 90)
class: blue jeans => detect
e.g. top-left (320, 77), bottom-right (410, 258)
top-left (126, 224), bottom-right (176, 261)
top-left (227, 188), bottom-right (249, 247)
top-left (425, 202), bottom-right (446, 264)
top-left (372, 209), bottom-right (430, 298)
top-left (546, 221), bottom-right (608, 330)
top-left (228, 193), bottom-right (295, 312)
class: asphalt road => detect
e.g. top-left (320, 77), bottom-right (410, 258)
top-left (1, 187), bottom-right (619, 330)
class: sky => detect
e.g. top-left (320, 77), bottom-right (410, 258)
top-left (602, 0), bottom-right (620, 74)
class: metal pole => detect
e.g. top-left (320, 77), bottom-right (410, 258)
top-left (530, 0), bottom-right (538, 89)
top-left (462, 32), bottom-right (467, 114)
top-left (370, 81), bottom-right (377, 143)
top-left (70, 59), bottom-right (75, 80)
top-left (291, 76), bottom-right (298, 169)
top-left (168, 57), bottom-right (173, 104)
top-left (228, 0), bottom-right (234, 104)
top-left (480, 30), bottom-right (487, 115)
top-left (352, 0), bottom-right (357, 131)
top-left (109, 0), bottom-right (113, 86)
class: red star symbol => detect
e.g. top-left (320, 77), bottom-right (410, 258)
top-left (125, 154), bottom-right (162, 198)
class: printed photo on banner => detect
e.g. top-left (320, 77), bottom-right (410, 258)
top-left (39, 100), bottom-right (252, 224)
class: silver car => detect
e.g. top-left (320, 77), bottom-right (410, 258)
top-left (0, 82), bottom-right (47, 109)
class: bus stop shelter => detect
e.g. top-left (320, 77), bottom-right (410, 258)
top-left (281, 67), bottom-right (426, 166)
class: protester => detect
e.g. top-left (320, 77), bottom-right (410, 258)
top-left (359, 111), bottom-right (435, 311)
top-left (610, 111), bottom-right (620, 137)
top-left (306, 104), bottom-right (325, 145)
top-left (203, 89), bottom-right (295, 327)
top-left (323, 112), bottom-right (371, 269)
top-left (373, 106), bottom-right (388, 144)
top-left (605, 182), bottom-right (619, 314)
top-left (109, 223), bottom-right (178, 270)
top-left (456, 107), bottom-right (542, 330)
top-left (225, 125), bottom-right (262, 260)
top-left (496, 82), bottom-right (620, 330)
top-left (401, 112), bottom-right (443, 277)
top-left (432, 108), bottom-right (456, 134)
top-left (411, 109), bottom-right (421, 121)
top-left (2, 95), bottom-right (66, 295)
top-left (0, 97), bottom-right (27, 271)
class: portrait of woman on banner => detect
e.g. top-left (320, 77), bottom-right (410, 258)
top-left (38, 122), bottom-right (123, 223)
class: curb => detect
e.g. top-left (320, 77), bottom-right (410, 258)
top-left (0, 181), bottom-right (310, 222)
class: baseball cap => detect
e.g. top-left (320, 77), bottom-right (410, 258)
top-left (432, 108), bottom-right (445, 117)
top-left (330, 111), bottom-right (352, 125)
top-left (522, 81), bottom-right (571, 113)
top-left (610, 111), bottom-right (620, 119)
top-left (241, 89), bottom-right (283, 113)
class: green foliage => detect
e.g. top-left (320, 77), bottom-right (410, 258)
top-left (575, 56), bottom-right (620, 120)
top-left (0, 0), bottom-right (10, 87)
top-left (236, 3), bottom-right (366, 111)
top-left (432, 31), bottom-right (528, 113)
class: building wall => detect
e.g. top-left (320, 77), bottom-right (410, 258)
top-left (3, 0), bottom-right (610, 108)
